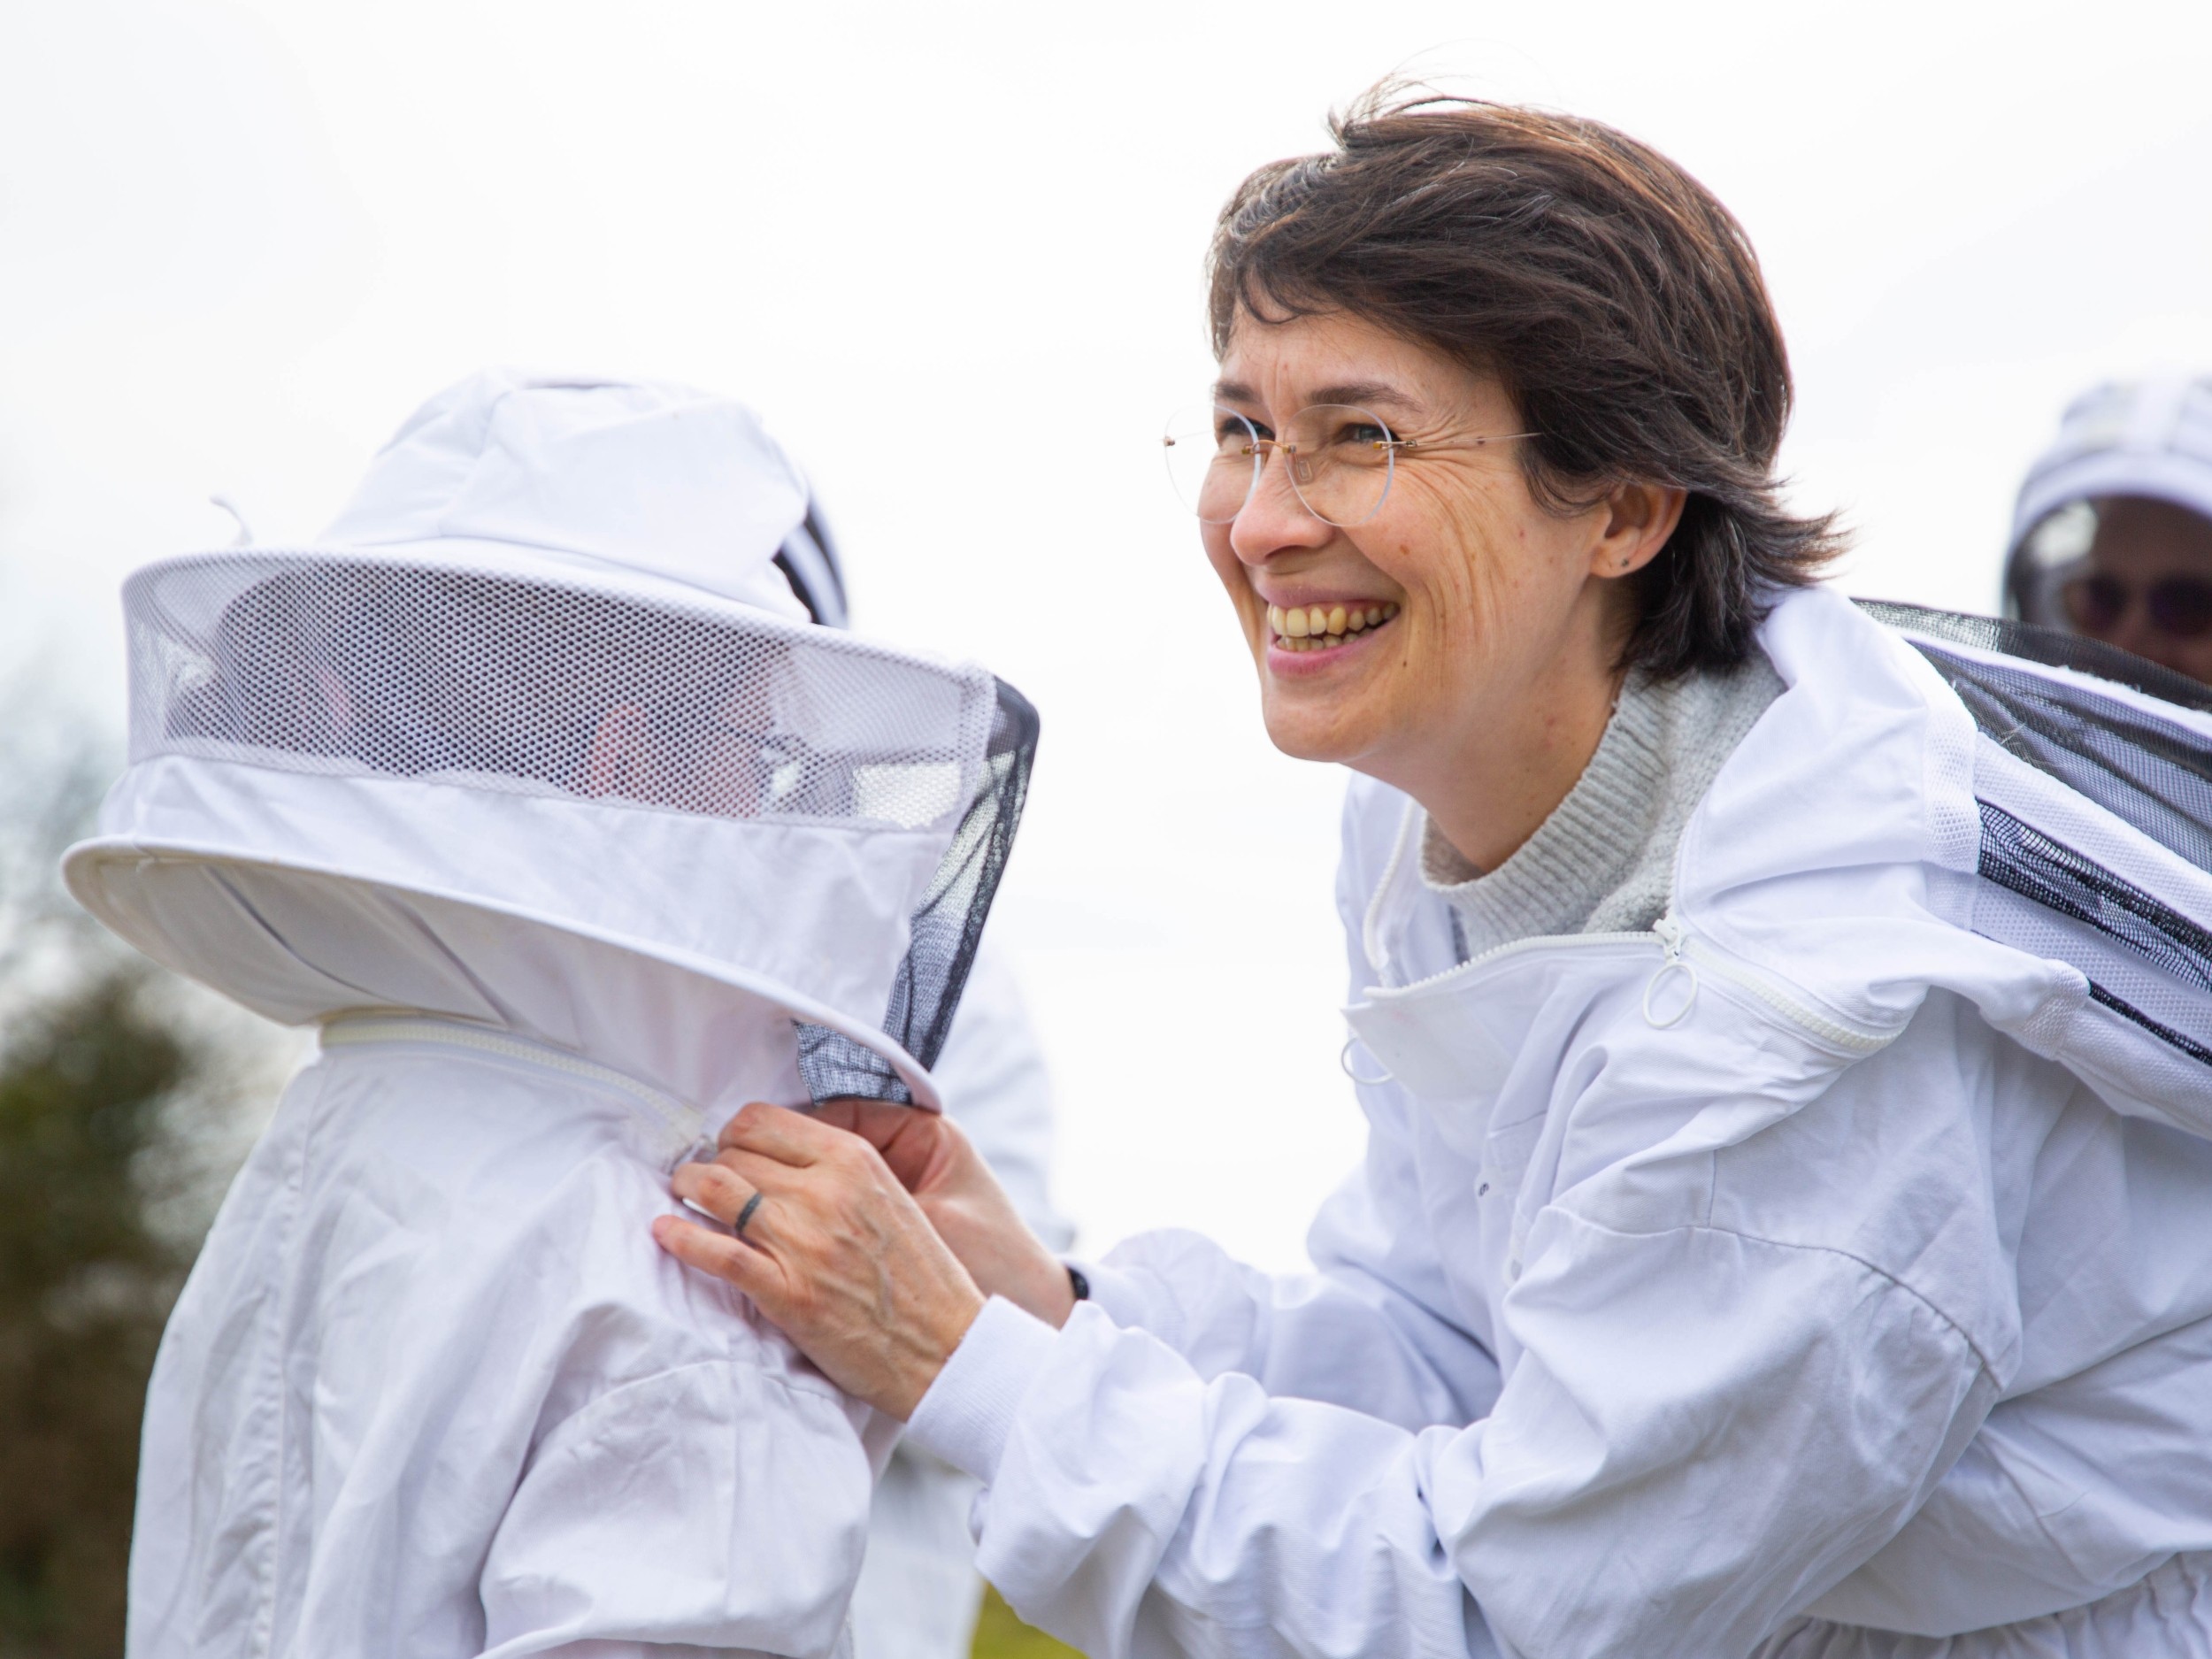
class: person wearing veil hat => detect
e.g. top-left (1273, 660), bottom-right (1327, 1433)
top-left (67, 370), bottom-right (1043, 1658)
top-left (2003, 375), bottom-right (2212, 687)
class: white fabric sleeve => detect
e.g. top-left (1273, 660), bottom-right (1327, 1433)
top-left (477, 1362), bottom-right (875, 1658)
top-left (1077, 1077), bottom-right (1501, 1431)
top-left (1071, 775), bottom-right (1502, 1432)
top-left (907, 1218), bottom-right (1996, 1659)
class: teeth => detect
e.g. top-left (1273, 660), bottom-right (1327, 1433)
top-left (1267, 600), bottom-right (1399, 649)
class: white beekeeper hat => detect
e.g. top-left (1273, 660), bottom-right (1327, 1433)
top-left (315, 368), bottom-right (816, 620)
top-left (2009, 375), bottom-right (2212, 555)
top-left (65, 370), bottom-right (1037, 1113)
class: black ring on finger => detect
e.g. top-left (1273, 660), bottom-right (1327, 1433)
top-left (733, 1190), bottom-right (764, 1240)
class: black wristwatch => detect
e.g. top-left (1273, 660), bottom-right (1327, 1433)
top-left (1066, 1264), bottom-right (1089, 1302)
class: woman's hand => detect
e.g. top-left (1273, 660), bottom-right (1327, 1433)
top-left (810, 1096), bottom-right (1078, 1329)
top-left (653, 1102), bottom-right (987, 1420)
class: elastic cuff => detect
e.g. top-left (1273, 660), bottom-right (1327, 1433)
top-left (904, 1295), bottom-right (1059, 1482)
top-left (1065, 1258), bottom-right (1155, 1331)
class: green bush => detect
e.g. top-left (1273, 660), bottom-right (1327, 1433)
top-left (0, 968), bottom-right (196, 1658)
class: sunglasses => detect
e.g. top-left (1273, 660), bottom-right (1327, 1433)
top-left (2062, 572), bottom-right (2212, 641)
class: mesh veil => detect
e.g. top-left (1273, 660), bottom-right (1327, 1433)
top-left (1862, 600), bottom-right (2212, 1064)
top-left (793, 680), bottom-right (1038, 1103)
top-left (122, 552), bottom-right (1038, 1103)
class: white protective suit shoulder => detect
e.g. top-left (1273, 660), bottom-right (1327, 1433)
top-left (136, 1017), bottom-right (891, 1659)
top-left (901, 585), bottom-right (2212, 1659)
top-left (67, 372), bottom-right (1037, 1659)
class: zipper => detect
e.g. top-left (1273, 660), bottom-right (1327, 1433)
top-left (1371, 911), bottom-right (1893, 1057)
top-left (319, 1015), bottom-right (706, 1159)
top-left (1668, 926), bottom-right (1893, 1055)
top-left (1645, 914), bottom-right (1698, 1028)
top-left (1363, 804), bottom-right (1895, 1058)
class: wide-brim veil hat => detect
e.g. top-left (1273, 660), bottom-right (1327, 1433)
top-left (65, 370), bottom-right (1037, 1113)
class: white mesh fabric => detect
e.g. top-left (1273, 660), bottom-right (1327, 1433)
top-left (1972, 738), bottom-right (2212, 939)
top-left (1870, 602), bottom-right (2212, 1080)
top-left (126, 552), bottom-right (992, 832)
top-left (111, 550), bottom-right (1040, 1106)
top-left (1970, 879), bottom-right (2212, 1061)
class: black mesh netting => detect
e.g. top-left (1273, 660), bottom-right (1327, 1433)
top-left (1864, 601), bottom-right (2212, 872)
top-left (1858, 603), bottom-right (2212, 715)
top-left (794, 680), bottom-right (1039, 1104)
top-left (1863, 601), bottom-right (2212, 1065)
top-left (1977, 802), bottom-right (2212, 1060)
top-left (126, 553), bottom-right (1040, 1105)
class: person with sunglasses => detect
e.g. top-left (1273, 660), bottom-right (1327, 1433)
top-left (2005, 376), bottom-right (2212, 682)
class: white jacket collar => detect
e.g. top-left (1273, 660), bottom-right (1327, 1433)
top-left (1348, 585), bottom-right (2212, 1142)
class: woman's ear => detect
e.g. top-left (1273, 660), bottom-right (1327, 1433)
top-left (1590, 480), bottom-right (1688, 579)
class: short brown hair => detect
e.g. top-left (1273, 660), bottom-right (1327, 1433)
top-left (1207, 87), bottom-right (1841, 678)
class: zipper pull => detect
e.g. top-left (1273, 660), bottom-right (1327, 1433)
top-left (1643, 912), bottom-right (1699, 1028)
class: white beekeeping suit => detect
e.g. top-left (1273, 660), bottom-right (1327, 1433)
top-left (65, 371), bottom-right (1041, 1659)
top-left (772, 492), bottom-right (1072, 1659)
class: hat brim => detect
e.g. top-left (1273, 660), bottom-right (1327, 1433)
top-left (62, 834), bottom-right (943, 1112)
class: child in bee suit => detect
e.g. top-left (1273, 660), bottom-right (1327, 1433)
top-left (65, 370), bottom-right (1040, 1658)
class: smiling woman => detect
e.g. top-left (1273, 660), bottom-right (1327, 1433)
top-left (658, 85), bottom-right (2212, 1659)
top-left (1201, 93), bottom-right (1840, 674)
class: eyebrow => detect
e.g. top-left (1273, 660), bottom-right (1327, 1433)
top-left (1210, 378), bottom-right (1423, 414)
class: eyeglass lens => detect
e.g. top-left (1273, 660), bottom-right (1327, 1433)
top-left (2062, 573), bottom-right (2212, 640)
top-left (1163, 403), bottom-right (1400, 528)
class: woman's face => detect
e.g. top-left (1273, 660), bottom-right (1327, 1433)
top-left (1202, 309), bottom-right (1657, 801)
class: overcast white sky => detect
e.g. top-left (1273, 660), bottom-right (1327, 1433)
top-left (4, 0), bottom-right (2209, 1268)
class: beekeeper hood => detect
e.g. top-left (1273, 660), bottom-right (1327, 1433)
top-left (64, 370), bottom-right (1037, 1115)
top-left (2004, 374), bottom-right (2212, 625)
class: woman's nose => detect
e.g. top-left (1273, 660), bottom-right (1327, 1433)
top-left (1226, 454), bottom-right (1334, 565)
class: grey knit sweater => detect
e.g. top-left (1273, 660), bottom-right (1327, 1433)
top-left (1421, 657), bottom-right (1786, 959)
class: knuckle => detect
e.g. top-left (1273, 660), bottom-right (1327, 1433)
top-left (696, 1161), bottom-right (733, 1196)
top-left (703, 1165), bottom-right (751, 1212)
top-left (723, 1101), bottom-right (771, 1142)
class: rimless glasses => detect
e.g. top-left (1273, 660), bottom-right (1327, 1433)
top-left (1163, 402), bottom-right (1538, 528)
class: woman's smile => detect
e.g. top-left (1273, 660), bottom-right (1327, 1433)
top-left (1263, 598), bottom-right (1400, 657)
